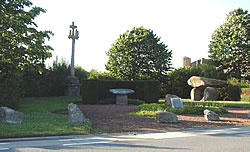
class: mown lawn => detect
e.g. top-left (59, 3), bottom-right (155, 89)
top-left (159, 99), bottom-right (250, 109)
top-left (0, 96), bottom-right (91, 138)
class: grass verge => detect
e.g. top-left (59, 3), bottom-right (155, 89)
top-left (159, 99), bottom-right (250, 109)
top-left (0, 96), bottom-right (92, 138)
top-left (133, 103), bottom-right (228, 118)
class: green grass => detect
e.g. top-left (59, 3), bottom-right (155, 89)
top-left (159, 98), bottom-right (250, 109)
top-left (0, 96), bottom-right (92, 138)
top-left (133, 103), bottom-right (228, 118)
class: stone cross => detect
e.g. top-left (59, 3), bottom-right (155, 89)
top-left (68, 22), bottom-right (79, 77)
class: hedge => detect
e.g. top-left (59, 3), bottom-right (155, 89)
top-left (81, 80), bottom-right (160, 104)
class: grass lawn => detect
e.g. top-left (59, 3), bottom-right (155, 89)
top-left (159, 99), bottom-right (250, 109)
top-left (0, 96), bottom-right (91, 138)
top-left (134, 98), bottom-right (250, 118)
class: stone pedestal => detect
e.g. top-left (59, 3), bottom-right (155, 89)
top-left (65, 76), bottom-right (81, 96)
top-left (116, 95), bottom-right (128, 105)
top-left (109, 89), bottom-right (135, 105)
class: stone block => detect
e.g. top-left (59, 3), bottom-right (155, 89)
top-left (156, 112), bottom-right (178, 123)
top-left (204, 109), bottom-right (220, 121)
top-left (0, 107), bottom-right (23, 124)
top-left (203, 87), bottom-right (218, 101)
top-left (190, 88), bottom-right (202, 101)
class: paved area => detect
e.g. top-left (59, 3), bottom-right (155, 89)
top-left (0, 126), bottom-right (249, 152)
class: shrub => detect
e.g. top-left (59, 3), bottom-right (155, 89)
top-left (227, 77), bottom-right (250, 88)
top-left (22, 58), bottom-right (89, 97)
top-left (81, 80), bottom-right (160, 104)
top-left (0, 73), bottom-right (23, 109)
top-left (88, 69), bottom-right (117, 80)
top-left (217, 84), bottom-right (241, 101)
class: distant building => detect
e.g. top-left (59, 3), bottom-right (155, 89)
top-left (190, 58), bottom-right (204, 67)
top-left (181, 56), bottom-right (191, 67)
top-left (181, 56), bottom-right (207, 68)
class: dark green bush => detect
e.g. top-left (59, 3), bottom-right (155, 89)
top-left (0, 73), bottom-right (23, 109)
top-left (81, 80), bottom-right (160, 104)
top-left (217, 84), bottom-right (241, 101)
top-left (22, 59), bottom-right (89, 97)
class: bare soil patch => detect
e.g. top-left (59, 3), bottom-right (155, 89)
top-left (57, 104), bottom-right (250, 133)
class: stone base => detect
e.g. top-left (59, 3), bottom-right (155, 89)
top-left (65, 76), bottom-right (81, 96)
top-left (66, 84), bottom-right (81, 96)
top-left (116, 95), bottom-right (128, 105)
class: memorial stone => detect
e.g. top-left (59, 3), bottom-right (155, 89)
top-left (170, 98), bottom-right (184, 109)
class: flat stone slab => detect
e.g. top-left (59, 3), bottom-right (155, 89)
top-left (187, 76), bottom-right (226, 88)
top-left (109, 89), bottom-right (135, 95)
top-left (109, 89), bottom-right (135, 105)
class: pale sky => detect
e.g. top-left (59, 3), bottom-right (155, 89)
top-left (31, 0), bottom-right (249, 72)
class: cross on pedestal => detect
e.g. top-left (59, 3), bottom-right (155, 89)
top-left (68, 22), bottom-right (79, 77)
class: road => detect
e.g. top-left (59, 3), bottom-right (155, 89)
top-left (0, 126), bottom-right (249, 152)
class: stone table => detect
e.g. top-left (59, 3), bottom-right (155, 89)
top-left (109, 89), bottom-right (135, 105)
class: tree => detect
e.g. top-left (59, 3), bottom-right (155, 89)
top-left (208, 8), bottom-right (249, 79)
top-left (0, 0), bottom-right (53, 74)
top-left (0, 0), bottom-right (53, 107)
top-left (105, 26), bottom-right (172, 81)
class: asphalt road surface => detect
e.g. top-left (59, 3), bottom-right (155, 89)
top-left (0, 126), bottom-right (249, 152)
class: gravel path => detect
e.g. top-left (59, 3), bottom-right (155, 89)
top-left (72, 105), bottom-right (250, 133)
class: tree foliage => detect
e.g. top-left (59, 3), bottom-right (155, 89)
top-left (208, 8), bottom-right (249, 79)
top-left (0, 0), bottom-right (53, 74)
top-left (105, 26), bottom-right (172, 81)
top-left (0, 0), bottom-right (53, 107)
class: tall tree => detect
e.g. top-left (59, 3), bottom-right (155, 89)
top-left (0, 0), bottom-right (53, 107)
top-left (105, 26), bottom-right (172, 81)
top-left (208, 8), bottom-right (249, 78)
top-left (0, 0), bottom-right (53, 74)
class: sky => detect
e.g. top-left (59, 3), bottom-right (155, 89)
top-left (31, 0), bottom-right (249, 72)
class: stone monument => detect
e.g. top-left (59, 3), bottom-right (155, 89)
top-left (109, 89), bottom-right (135, 104)
top-left (66, 22), bottom-right (81, 96)
top-left (170, 98), bottom-right (184, 109)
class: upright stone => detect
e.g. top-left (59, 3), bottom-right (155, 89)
top-left (0, 107), bottom-right (23, 124)
top-left (203, 87), bottom-right (218, 101)
top-left (190, 88), bottom-right (202, 101)
top-left (68, 103), bottom-right (84, 123)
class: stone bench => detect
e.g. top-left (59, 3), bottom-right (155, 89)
top-left (109, 89), bottom-right (135, 105)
